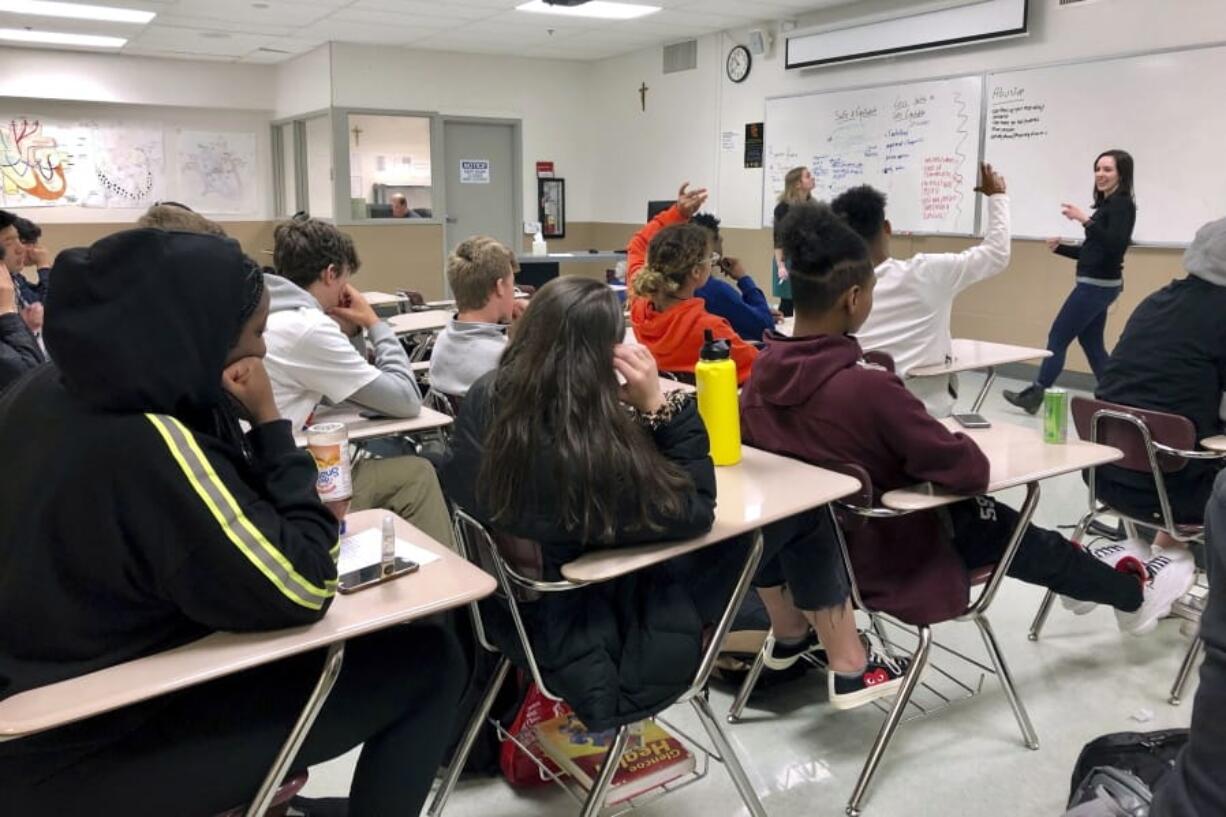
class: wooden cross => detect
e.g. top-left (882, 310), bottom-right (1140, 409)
top-left (351, 124), bottom-right (363, 146)
top-left (639, 82), bottom-right (649, 112)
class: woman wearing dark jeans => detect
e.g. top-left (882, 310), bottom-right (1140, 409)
top-left (1005, 149), bottom-right (1136, 414)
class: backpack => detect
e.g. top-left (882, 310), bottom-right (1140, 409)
top-left (1067, 729), bottom-right (1190, 815)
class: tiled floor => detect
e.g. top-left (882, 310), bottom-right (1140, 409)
top-left (301, 374), bottom-right (1200, 816)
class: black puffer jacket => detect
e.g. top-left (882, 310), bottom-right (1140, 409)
top-left (442, 373), bottom-right (731, 731)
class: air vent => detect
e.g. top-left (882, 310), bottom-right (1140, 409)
top-left (256, 46), bottom-right (293, 54)
top-left (663, 39), bottom-right (698, 74)
top-left (1057, 0), bottom-right (1105, 7)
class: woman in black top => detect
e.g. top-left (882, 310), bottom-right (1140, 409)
top-left (1006, 149), bottom-right (1137, 414)
top-left (442, 276), bottom-right (745, 731)
top-left (772, 166), bottom-right (816, 317)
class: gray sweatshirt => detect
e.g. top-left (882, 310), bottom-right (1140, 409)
top-left (428, 318), bottom-right (507, 397)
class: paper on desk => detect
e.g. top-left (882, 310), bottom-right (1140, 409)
top-left (337, 527), bottom-right (441, 574)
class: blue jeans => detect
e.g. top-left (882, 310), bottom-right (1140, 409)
top-left (1036, 282), bottom-right (1121, 388)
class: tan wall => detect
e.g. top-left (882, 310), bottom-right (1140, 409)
top-left (581, 222), bottom-right (1184, 376)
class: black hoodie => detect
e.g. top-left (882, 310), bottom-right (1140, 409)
top-left (0, 230), bottom-right (339, 721)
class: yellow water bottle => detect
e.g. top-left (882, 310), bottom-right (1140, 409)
top-left (695, 329), bottom-right (742, 466)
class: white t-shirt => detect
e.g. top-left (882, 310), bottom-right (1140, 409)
top-left (264, 307), bottom-right (382, 430)
top-left (855, 194), bottom-right (1011, 414)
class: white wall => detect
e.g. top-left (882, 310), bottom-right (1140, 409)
top-left (274, 45), bottom-right (331, 120)
top-left (328, 42), bottom-right (596, 222)
top-left (0, 47), bottom-right (274, 110)
top-left (588, 0), bottom-right (1226, 227)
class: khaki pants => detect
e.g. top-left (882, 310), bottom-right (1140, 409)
top-left (351, 455), bottom-right (456, 551)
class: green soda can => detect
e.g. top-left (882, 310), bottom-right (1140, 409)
top-left (1043, 388), bottom-right (1068, 444)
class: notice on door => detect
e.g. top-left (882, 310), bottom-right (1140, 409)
top-left (460, 159), bottom-right (491, 184)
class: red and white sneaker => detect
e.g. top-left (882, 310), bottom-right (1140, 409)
top-left (828, 651), bottom-right (911, 711)
top-left (1116, 553), bottom-right (1197, 636)
top-left (1061, 538), bottom-right (1152, 615)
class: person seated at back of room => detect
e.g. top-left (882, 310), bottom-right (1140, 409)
top-left (0, 242), bottom-right (43, 394)
top-left (831, 163), bottom-right (1011, 417)
top-left (13, 216), bottom-right (51, 306)
top-left (441, 276), bottom-right (748, 731)
top-left (262, 216), bottom-right (456, 550)
top-left (1079, 216), bottom-right (1226, 578)
top-left (627, 183), bottom-right (758, 383)
top-left (0, 228), bottom-right (465, 817)
top-left (0, 211), bottom-right (43, 338)
top-left (689, 212), bottom-right (781, 341)
top-left (741, 204), bottom-right (1195, 642)
top-left (429, 236), bottom-right (525, 399)
top-left (390, 193), bottom-right (412, 219)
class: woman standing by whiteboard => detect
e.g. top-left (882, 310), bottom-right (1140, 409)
top-left (1005, 149), bottom-right (1137, 414)
top-left (772, 166), bottom-right (816, 317)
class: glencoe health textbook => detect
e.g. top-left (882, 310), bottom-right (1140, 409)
top-left (532, 713), bottom-right (694, 806)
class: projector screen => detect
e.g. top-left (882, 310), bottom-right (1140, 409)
top-left (786, 0), bottom-right (1027, 70)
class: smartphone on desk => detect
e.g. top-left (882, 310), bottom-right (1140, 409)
top-left (338, 557), bottom-right (419, 594)
top-left (952, 413), bottom-right (991, 429)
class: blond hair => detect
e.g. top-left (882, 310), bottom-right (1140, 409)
top-left (138, 203), bottom-right (227, 237)
top-left (778, 166), bottom-right (813, 206)
top-left (631, 223), bottom-right (710, 305)
top-left (447, 236), bottom-right (516, 312)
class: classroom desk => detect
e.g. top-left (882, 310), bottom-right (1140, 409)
top-left (562, 446), bottom-right (859, 582)
top-left (882, 418), bottom-right (1122, 512)
top-left (0, 510), bottom-right (495, 816)
top-left (907, 339), bottom-right (1052, 414)
top-left (387, 310), bottom-right (451, 336)
top-left (294, 405), bottom-right (453, 447)
top-left (363, 290), bottom-right (406, 308)
top-left (1202, 435), bottom-right (1226, 453)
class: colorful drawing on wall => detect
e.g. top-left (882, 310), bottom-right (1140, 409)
top-left (175, 130), bottom-right (258, 214)
top-left (0, 118), bottom-right (92, 207)
top-left (88, 126), bottom-right (165, 208)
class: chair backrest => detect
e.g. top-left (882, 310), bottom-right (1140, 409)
top-left (863, 350), bottom-right (896, 373)
top-left (424, 388), bottom-right (463, 418)
top-left (1071, 396), bottom-right (1196, 474)
top-left (821, 461), bottom-right (877, 531)
top-left (396, 288), bottom-right (426, 307)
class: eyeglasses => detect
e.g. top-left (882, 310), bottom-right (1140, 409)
top-left (707, 253), bottom-right (722, 266)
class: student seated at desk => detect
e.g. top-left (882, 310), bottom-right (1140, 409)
top-left (628, 183), bottom-right (758, 383)
top-left (0, 229), bottom-right (465, 816)
top-left (690, 213), bottom-right (778, 342)
top-left (1089, 216), bottom-right (1226, 566)
top-left (442, 276), bottom-right (745, 730)
top-left (429, 235), bottom-right (524, 399)
top-left (13, 216), bottom-right (51, 306)
top-left (742, 205), bottom-right (1193, 644)
top-left (0, 211), bottom-right (42, 337)
top-left (0, 245), bottom-right (43, 394)
top-left (831, 164), bottom-right (1011, 417)
top-left (262, 216), bottom-right (455, 549)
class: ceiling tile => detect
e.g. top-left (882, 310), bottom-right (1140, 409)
top-left (296, 18), bottom-right (437, 45)
top-left (127, 23), bottom-right (276, 55)
top-left (346, 0), bottom-right (498, 19)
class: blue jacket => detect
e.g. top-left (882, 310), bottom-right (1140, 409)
top-left (694, 275), bottom-right (774, 342)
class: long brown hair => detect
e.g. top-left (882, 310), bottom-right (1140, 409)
top-left (630, 223), bottom-right (710, 309)
top-left (478, 277), bottom-right (694, 541)
top-left (778, 166), bottom-right (813, 205)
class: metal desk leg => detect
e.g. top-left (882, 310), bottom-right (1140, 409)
top-left (579, 726), bottom-right (631, 817)
top-left (1170, 637), bottom-right (1204, 706)
top-left (970, 366), bottom-right (996, 414)
top-left (428, 656), bottom-right (512, 816)
top-left (727, 631), bottom-right (771, 724)
top-left (244, 642), bottom-right (346, 817)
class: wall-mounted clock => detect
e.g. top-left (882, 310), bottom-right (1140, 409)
top-left (726, 44), bottom-right (752, 83)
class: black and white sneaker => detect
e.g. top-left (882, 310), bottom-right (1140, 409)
top-left (1116, 553), bottom-right (1196, 636)
top-left (1061, 538), bottom-right (1151, 615)
top-left (762, 630), bottom-right (821, 670)
top-left (828, 651), bottom-right (911, 711)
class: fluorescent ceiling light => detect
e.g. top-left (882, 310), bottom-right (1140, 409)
top-left (0, 0), bottom-right (155, 24)
top-left (516, 1), bottom-right (660, 20)
top-left (0, 27), bottom-right (126, 46)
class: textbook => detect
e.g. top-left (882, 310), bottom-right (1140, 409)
top-left (532, 714), bottom-right (695, 806)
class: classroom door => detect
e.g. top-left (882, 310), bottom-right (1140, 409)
top-left (443, 120), bottom-right (518, 255)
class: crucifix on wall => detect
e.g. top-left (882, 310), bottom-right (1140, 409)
top-left (351, 124), bottom-right (363, 146)
top-left (639, 82), bottom-right (649, 112)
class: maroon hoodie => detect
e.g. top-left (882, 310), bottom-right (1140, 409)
top-left (741, 332), bottom-right (990, 624)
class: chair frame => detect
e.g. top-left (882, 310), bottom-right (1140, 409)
top-left (726, 468), bottom-right (1041, 817)
top-left (1026, 400), bottom-right (1226, 706)
top-left (429, 508), bottom-right (768, 817)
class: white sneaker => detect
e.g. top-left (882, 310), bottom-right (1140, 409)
top-left (1060, 539), bottom-right (1151, 615)
top-left (1116, 554), bottom-right (1197, 636)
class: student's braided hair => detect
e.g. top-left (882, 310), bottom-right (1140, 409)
top-left (779, 203), bottom-right (874, 313)
top-left (631, 223), bottom-right (710, 306)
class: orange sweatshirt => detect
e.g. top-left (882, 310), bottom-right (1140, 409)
top-left (626, 203), bottom-right (758, 383)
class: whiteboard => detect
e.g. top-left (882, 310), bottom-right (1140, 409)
top-left (985, 45), bottom-right (1226, 244)
top-left (763, 75), bottom-right (984, 235)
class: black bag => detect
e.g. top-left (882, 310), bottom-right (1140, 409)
top-left (1067, 729), bottom-right (1190, 812)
